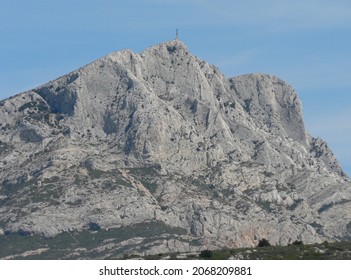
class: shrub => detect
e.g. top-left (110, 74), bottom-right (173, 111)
top-left (88, 222), bottom-right (101, 231)
top-left (292, 240), bottom-right (304, 246)
top-left (200, 249), bottom-right (213, 259)
top-left (258, 238), bottom-right (271, 247)
top-left (18, 229), bottom-right (31, 236)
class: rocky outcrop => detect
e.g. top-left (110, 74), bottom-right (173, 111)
top-left (0, 40), bottom-right (350, 259)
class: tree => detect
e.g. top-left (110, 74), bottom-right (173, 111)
top-left (257, 238), bottom-right (271, 247)
top-left (200, 249), bottom-right (213, 259)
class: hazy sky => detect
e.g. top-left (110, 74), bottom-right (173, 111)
top-left (1, 0), bottom-right (350, 175)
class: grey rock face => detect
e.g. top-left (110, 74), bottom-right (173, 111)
top-left (0, 40), bottom-right (350, 258)
top-left (19, 128), bottom-right (43, 143)
top-left (229, 74), bottom-right (307, 145)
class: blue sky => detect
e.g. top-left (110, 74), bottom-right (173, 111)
top-left (0, 0), bottom-right (350, 176)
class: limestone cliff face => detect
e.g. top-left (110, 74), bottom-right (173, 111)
top-left (0, 40), bottom-right (350, 258)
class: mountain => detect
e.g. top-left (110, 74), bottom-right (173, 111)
top-left (1, 40), bottom-right (351, 259)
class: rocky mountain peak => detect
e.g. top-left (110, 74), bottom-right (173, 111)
top-left (0, 41), bottom-right (350, 259)
top-left (143, 39), bottom-right (189, 55)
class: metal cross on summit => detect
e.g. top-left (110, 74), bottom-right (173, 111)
top-left (176, 29), bottom-right (179, 40)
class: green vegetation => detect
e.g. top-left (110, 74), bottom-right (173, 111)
top-left (18, 100), bottom-right (52, 124)
top-left (17, 100), bottom-right (71, 134)
top-left (82, 166), bottom-right (133, 189)
top-left (127, 165), bottom-right (161, 194)
top-left (135, 241), bottom-right (351, 260)
top-left (2, 226), bottom-right (351, 260)
top-left (18, 100), bottom-right (49, 113)
top-left (0, 221), bottom-right (187, 259)
top-left (127, 165), bottom-right (161, 177)
top-left (42, 176), bottom-right (60, 184)
top-left (138, 180), bottom-right (158, 193)
top-left (199, 250), bottom-right (213, 259)
top-left (258, 238), bottom-right (271, 247)
top-left (1, 178), bottom-right (37, 197)
top-left (255, 199), bottom-right (273, 213)
top-left (30, 187), bottom-right (61, 204)
top-left (318, 199), bottom-right (351, 214)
